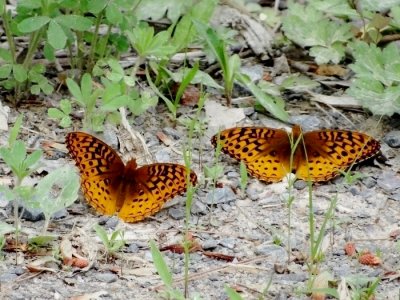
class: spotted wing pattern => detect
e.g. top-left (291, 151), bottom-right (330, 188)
top-left (66, 132), bottom-right (197, 222)
top-left (118, 163), bottom-right (197, 222)
top-left (212, 125), bottom-right (381, 183)
top-left (211, 127), bottom-right (292, 182)
top-left (66, 131), bottom-right (123, 215)
top-left (295, 128), bottom-right (381, 181)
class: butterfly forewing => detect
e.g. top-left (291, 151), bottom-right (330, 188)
top-left (118, 164), bottom-right (197, 222)
top-left (212, 127), bottom-right (292, 182)
top-left (66, 132), bottom-right (125, 215)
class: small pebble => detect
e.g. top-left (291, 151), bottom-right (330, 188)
top-left (52, 208), bottom-right (68, 220)
top-left (347, 186), bottom-right (360, 196)
top-left (204, 187), bottom-right (236, 204)
top-left (246, 182), bottom-right (265, 201)
top-left (19, 205), bottom-right (44, 222)
top-left (293, 180), bottom-right (307, 190)
top-left (288, 115), bottom-right (322, 131)
top-left (254, 244), bottom-right (287, 264)
top-left (104, 216), bottom-right (119, 229)
top-left (383, 130), bottom-right (400, 148)
top-left (168, 207), bottom-right (185, 220)
top-left (377, 171), bottom-right (400, 192)
top-left (219, 238), bottom-right (236, 249)
top-left (154, 149), bottom-right (171, 162)
top-left (362, 177), bottom-right (377, 188)
top-left (162, 127), bottom-right (181, 140)
top-left (95, 272), bottom-right (118, 283)
top-left (191, 201), bottom-right (207, 214)
top-left (202, 239), bottom-right (218, 250)
top-left (126, 243), bottom-right (139, 253)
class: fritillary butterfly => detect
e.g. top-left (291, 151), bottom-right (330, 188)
top-left (211, 125), bottom-right (380, 183)
top-left (66, 132), bottom-right (197, 222)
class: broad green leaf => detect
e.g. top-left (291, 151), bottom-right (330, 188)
top-left (48, 20), bottom-right (67, 49)
top-left (0, 49), bottom-right (13, 63)
top-left (106, 3), bottom-right (123, 25)
top-left (8, 114), bottom-right (23, 147)
top-left (48, 108), bottom-right (64, 118)
top-left (0, 64), bottom-right (12, 79)
top-left (224, 285), bottom-right (244, 300)
top-left (18, 16), bottom-right (51, 33)
top-left (236, 73), bottom-right (288, 122)
top-left (60, 99), bottom-right (72, 114)
top-left (13, 64), bottom-right (27, 82)
top-left (149, 240), bottom-right (173, 286)
top-left (24, 150), bottom-right (42, 168)
top-left (87, 0), bottom-right (108, 14)
top-left (56, 15), bottom-right (92, 31)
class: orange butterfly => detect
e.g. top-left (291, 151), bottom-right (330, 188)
top-left (66, 132), bottom-right (197, 222)
top-left (212, 125), bottom-right (380, 183)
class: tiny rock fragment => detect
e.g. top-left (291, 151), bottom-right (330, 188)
top-left (389, 229), bottom-right (400, 240)
top-left (71, 257), bottom-right (89, 269)
top-left (156, 131), bottom-right (173, 146)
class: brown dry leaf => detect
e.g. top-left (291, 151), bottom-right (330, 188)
top-left (315, 64), bottom-right (348, 77)
top-left (344, 242), bottom-right (356, 256)
top-left (180, 85), bottom-right (200, 106)
top-left (202, 251), bottom-right (235, 262)
top-left (71, 257), bottom-right (89, 268)
top-left (26, 256), bottom-right (58, 273)
top-left (156, 131), bottom-right (173, 146)
top-left (358, 251), bottom-right (382, 266)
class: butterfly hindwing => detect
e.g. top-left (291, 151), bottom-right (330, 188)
top-left (118, 163), bottom-right (197, 222)
top-left (295, 129), bottom-right (381, 181)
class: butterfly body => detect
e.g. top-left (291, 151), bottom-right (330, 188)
top-left (212, 125), bottom-right (380, 183)
top-left (66, 132), bottom-right (196, 222)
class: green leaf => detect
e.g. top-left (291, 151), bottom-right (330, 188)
top-left (66, 78), bottom-right (84, 105)
top-left (48, 108), bottom-right (64, 119)
top-left (13, 64), bottom-right (27, 82)
top-left (280, 74), bottom-right (320, 92)
top-left (0, 49), bottom-right (13, 63)
top-left (0, 64), bottom-right (12, 78)
top-left (0, 222), bottom-right (15, 236)
top-left (149, 240), bottom-right (173, 286)
top-left (47, 20), bottom-right (67, 49)
top-left (8, 114), bottom-right (23, 147)
top-left (236, 73), bottom-right (288, 122)
top-left (18, 16), bottom-right (51, 33)
top-left (106, 3), bottom-right (123, 25)
top-left (225, 285), bottom-right (244, 300)
top-left (60, 99), bottom-right (72, 114)
top-left (28, 235), bottom-right (56, 246)
top-left (24, 150), bottom-right (42, 169)
top-left (59, 116), bottom-right (72, 128)
top-left (87, 0), bottom-right (108, 14)
top-left (55, 15), bottom-right (93, 31)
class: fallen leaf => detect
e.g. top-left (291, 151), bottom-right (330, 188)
top-left (311, 271), bottom-right (334, 300)
top-left (26, 256), bottom-right (58, 273)
top-left (315, 64), bottom-right (348, 77)
top-left (358, 251), bottom-right (381, 266)
top-left (202, 251), bottom-right (235, 262)
top-left (344, 242), bottom-right (356, 256)
top-left (156, 131), bottom-right (173, 146)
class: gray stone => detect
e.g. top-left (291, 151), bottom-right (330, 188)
top-left (52, 208), bottom-right (68, 220)
top-left (383, 130), bottom-right (400, 148)
top-left (254, 243), bottom-right (287, 264)
top-left (191, 201), bottom-right (207, 214)
top-left (389, 191), bottom-right (400, 201)
top-left (294, 180), bottom-right (307, 190)
top-left (219, 238), bottom-right (236, 249)
top-left (104, 216), bottom-right (119, 229)
top-left (154, 149), bottom-right (171, 162)
top-left (0, 273), bottom-right (18, 282)
top-left (362, 176), bottom-right (377, 188)
top-left (168, 207), bottom-right (185, 220)
top-left (246, 182), bottom-right (265, 201)
top-left (240, 65), bottom-right (264, 82)
top-left (202, 239), bottom-right (218, 250)
top-left (377, 171), bottom-right (400, 192)
top-left (226, 171), bottom-right (239, 179)
top-left (162, 127), bottom-right (181, 140)
top-left (348, 186), bottom-right (360, 196)
top-left (20, 206), bottom-right (44, 222)
top-left (204, 187), bottom-right (236, 204)
top-left (126, 243), bottom-right (139, 253)
top-left (288, 115), bottom-right (322, 131)
top-left (95, 272), bottom-right (118, 283)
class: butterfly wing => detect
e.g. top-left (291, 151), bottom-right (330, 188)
top-left (65, 132), bottom-right (124, 215)
top-left (212, 127), bottom-right (292, 182)
top-left (295, 129), bottom-right (380, 181)
top-left (118, 163), bottom-right (197, 222)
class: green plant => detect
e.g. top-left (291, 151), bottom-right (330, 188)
top-left (225, 285), bottom-right (244, 300)
top-left (47, 99), bottom-right (73, 128)
top-left (239, 161), bottom-right (248, 195)
top-left (194, 21), bottom-right (288, 122)
top-left (149, 240), bottom-right (188, 300)
top-left (0, 115), bottom-right (42, 234)
top-left (93, 224), bottom-right (125, 257)
top-left (344, 275), bottom-right (380, 299)
top-left (24, 166), bottom-right (80, 233)
top-left (28, 235), bottom-right (57, 251)
top-left (282, 2), bottom-right (353, 64)
top-left (347, 41), bottom-right (400, 116)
